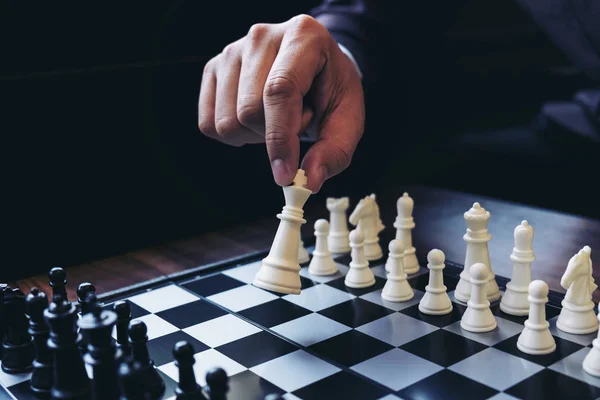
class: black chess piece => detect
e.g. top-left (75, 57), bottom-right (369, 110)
top-left (0, 283), bottom-right (9, 360)
top-left (113, 301), bottom-right (131, 360)
top-left (78, 295), bottom-right (120, 400)
top-left (117, 358), bottom-right (145, 400)
top-left (49, 267), bottom-right (68, 302)
top-left (205, 367), bottom-right (228, 400)
top-left (77, 282), bottom-right (97, 315)
top-left (2, 288), bottom-right (34, 373)
top-left (44, 292), bottom-right (91, 400)
top-left (26, 287), bottom-right (53, 395)
top-left (173, 341), bottom-right (206, 400)
top-left (129, 320), bottom-right (165, 399)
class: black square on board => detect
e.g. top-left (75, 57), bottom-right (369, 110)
top-left (293, 370), bottom-right (391, 400)
top-left (398, 369), bottom-right (498, 400)
top-left (505, 368), bottom-right (600, 400)
top-left (307, 330), bottom-right (394, 367)
top-left (399, 302), bottom-right (465, 328)
top-left (147, 330), bottom-right (209, 366)
top-left (408, 272), bottom-right (459, 292)
top-left (400, 329), bottom-right (488, 367)
top-left (493, 334), bottom-right (583, 366)
top-left (155, 299), bottom-right (228, 329)
top-left (182, 273), bottom-right (245, 297)
top-left (332, 254), bottom-right (352, 265)
top-left (238, 298), bottom-right (311, 328)
top-left (216, 370), bottom-right (286, 400)
top-left (493, 303), bottom-right (561, 325)
top-left (102, 299), bottom-right (150, 319)
top-left (215, 331), bottom-right (297, 368)
top-left (325, 276), bottom-right (386, 297)
top-left (318, 298), bottom-right (394, 328)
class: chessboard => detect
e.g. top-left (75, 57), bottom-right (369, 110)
top-left (2, 248), bottom-right (600, 400)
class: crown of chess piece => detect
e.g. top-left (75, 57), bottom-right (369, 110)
top-left (419, 249), bottom-right (453, 315)
top-left (26, 287), bottom-right (53, 395)
top-left (460, 263), bottom-right (497, 332)
top-left (253, 169), bottom-right (312, 295)
top-left (205, 367), bottom-right (229, 400)
top-left (455, 202), bottom-right (500, 303)
top-left (556, 246), bottom-right (599, 334)
top-left (344, 229), bottom-right (376, 288)
top-left (326, 197), bottom-right (351, 254)
top-left (516, 280), bottom-right (556, 355)
top-left (308, 219), bottom-right (338, 276)
top-left (387, 192), bottom-right (419, 274)
top-left (173, 341), bottom-right (206, 400)
top-left (2, 288), bottom-right (34, 374)
top-left (381, 239), bottom-right (414, 302)
top-left (500, 221), bottom-right (535, 316)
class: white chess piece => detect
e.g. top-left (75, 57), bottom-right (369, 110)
top-left (298, 240), bottom-right (310, 264)
top-left (500, 221), bottom-right (535, 316)
top-left (253, 169), bottom-right (312, 295)
top-left (308, 219), bottom-right (338, 276)
top-left (344, 229), bottom-right (376, 288)
top-left (381, 239), bottom-right (414, 302)
top-left (326, 197), bottom-right (351, 253)
top-left (386, 193), bottom-right (419, 274)
top-left (419, 249), bottom-right (453, 315)
top-left (349, 195), bottom-right (384, 260)
top-left (455, 202), bottom-right (501, 303)
top-left (583, 313), bottom-right (600, 377)
top-left (460, 263), bottom-right (497, 332)
top-left (556, 246), bottom-right (598, 334)
top-left (517, 280), bottom-right (556, 355)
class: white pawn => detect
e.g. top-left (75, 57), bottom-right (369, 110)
top-left (298, 240), bottom-right (310, 264)
top-left (517, 280), bottom-right (556, 355)
top-left (308, 219), bottom-right (338, 276)
top-left (461, 263), bottom-right (497, 332)
top-left (345, 229), bottom-right (376, 288)
top-left (386, 193), bottom-right (419, 274)
top-left (500, 220), bottom-right (535, 316)
top-left (419, 249), bottom-right (453, 315)
top-left (583, 313), bottom-right (600, 377)
top-left (381, 240), bottom-right (414, 302)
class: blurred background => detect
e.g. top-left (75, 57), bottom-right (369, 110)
top-left (2, 0), bottom-right (599, 278)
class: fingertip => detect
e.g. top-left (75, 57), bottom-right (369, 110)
top-left (304, 164), bottom-right (327, 194)
top-left (271, 158), bottom-right (294, 186)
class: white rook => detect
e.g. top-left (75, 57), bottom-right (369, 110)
top-left (326, 197), bottom-right (351, 254)
top-left (253, 170), bottom-right (312, 295)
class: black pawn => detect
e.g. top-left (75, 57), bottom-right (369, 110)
top-left (49, 267), bottom-right (68, 302)
top-left (78, 296), bottom-right (120, 400)
top-left (2, 288), bottom-right (34, 373)
top-left (173, 341), bottom-right (205, 400)
top-left (129, 320), bottom-right (165, 399)
top-left (205, 367), bottom-right (228, 400)
top-left (113, 301), bottom-right (131, 359)
top-left (0, 283), bottom-right (9, 359)
top-left (117, 358), bottom-right (145, 400)
top-left (77, 283), bottom-right (97, 315)
top-left (26, 288), bottom-right (53, 395)
top-left (44, 293), bottom-right (91, 400)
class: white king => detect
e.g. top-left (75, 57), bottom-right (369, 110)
top-left (253, 169), bottom-right (312, 295)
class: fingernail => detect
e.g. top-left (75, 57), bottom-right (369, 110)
top-left (271, 159), bottom-right (290, 186)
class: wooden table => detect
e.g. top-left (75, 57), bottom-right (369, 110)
top-left (12, 185), bottom-right (600, 302)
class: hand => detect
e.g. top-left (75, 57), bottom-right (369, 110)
top-left (198, 14), bottom-right (365, 193)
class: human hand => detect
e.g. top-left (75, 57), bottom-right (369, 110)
top-left (198, 14), bottom-right (365, 193)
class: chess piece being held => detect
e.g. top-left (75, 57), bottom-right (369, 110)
top-left (308, 219), bottom-right (338, 276)
top-left (387, 193), bottom-right (419, 274)
top-left (419, 249), bottom-right (453, 315)
top-left (345, 229), bottom-right (376, 288)
top-left (517, 280), bottom-right (556, 355)
top-left (460, 263), bottom-right (497, 332)
top-left (455, 202), bottom-right (501, 303)
top-left (556, 246), bottom-right (598, 334)
top-left (349, 194), bottom-right (384, 261)
top-left (326, 197), bottom-right (351, 254)
top-left (500, 220), bottom-right (535, 316)
top-left (253, 169), bottom-right (312, 295)
top-left (381, 239), bottom-right (413, 302)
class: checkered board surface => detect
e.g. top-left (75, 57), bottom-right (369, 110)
top-left (3, 249), bottom-right (600, 400)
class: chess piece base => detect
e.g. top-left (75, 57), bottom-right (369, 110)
top-left (556, 300), bottom-right (599, 334)
top-left (381, 280), bottom-right (414, 302)
top-left (583, 339), bottom-right (600, 377)
top-left (30, 360), bottom-right (53, 394)
top-left (460, 305), bottom-right (497, 333)
top-left (253, 259), bottom-right (302, 295)
top-left (403, 251), bottom-right (420, 274)
top-left (419, 288), bottom-right (453, 315)
top-left (308, 257), bottom-right (338, 276)
top-left (499, 286), bottom-right (529, 316)
top-left (517, 323), bottom-right (556, 355)
top-left (1, 341), bottom-right (34, 374)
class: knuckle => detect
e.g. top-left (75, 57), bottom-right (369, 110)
top-left (221, 43), bottom-right (238, 59)
top-left (264, 75), bottom-right (297, 101)
top-left (291, 14), bottom-right (319, 32)
top-left (203, 57), bottom-right (216, 75)
top-left (215, 117), bottom-right (242, 137)
top-left (265, 130), bottom-right (290, 148)
top-left (247, 23), bottom-right (270, 43)
top-left (237, 101), bottom-right (263, 126)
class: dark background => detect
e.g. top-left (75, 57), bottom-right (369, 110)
top-left (2, 0), bottom-right (598, 279)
